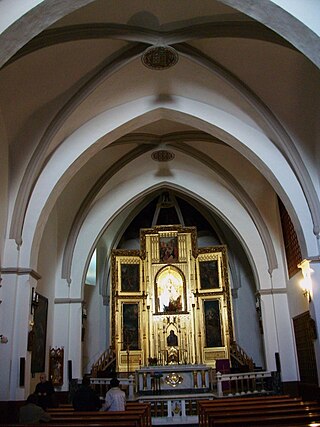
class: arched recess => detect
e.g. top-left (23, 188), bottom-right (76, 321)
top-left (69, 170), bottom-right (272, 301)
top-left (61, 142), bottom-right (278, 285)
top-left (65, 169), bottom-right (289, 377)
top-left (20, 98), bottom-right (316, 272)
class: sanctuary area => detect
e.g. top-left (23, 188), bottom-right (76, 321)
top-left (111, 225), bottom-right (234, 373)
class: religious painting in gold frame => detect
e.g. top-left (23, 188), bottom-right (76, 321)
top-left (197, 246), bottom-right (234, 365)
top-left (159, 236), bottom-right (179, 263)
top-left (113, 250), bottom-right (142, 297)
top-left (203, 298), bottom-right (224, 348)
top-left (122, 302), bottom-right (140, 350)
top-left (199, 259), bottom-right (220, 290)
top-left (121, 263), bottom-right (140, 293)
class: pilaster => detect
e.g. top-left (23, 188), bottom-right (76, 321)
top-left (259, 288), bottom-right (298, 381)
top-left (0, 267), bottom-right (40, 400)
top-left (53, 299), bottom-right (82, 391)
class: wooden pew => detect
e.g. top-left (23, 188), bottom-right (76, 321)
top-left (48, 402), bottom-right (151, 427)
top-left (198, 396), bottom-right (320, 426)
top-left (211, 411), bottom-right (320, 426)
top-left (12, 423), bottom-right (138, 427)
top-left (198, 395), bottom-right (320, 427)
top-left (198, 395), bottom-right (303, 426)
top-left (48, 415), bottom-right (142, 426)
top-left (50, 410), bottom-right (146, 421)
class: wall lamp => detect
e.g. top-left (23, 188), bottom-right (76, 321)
top-left (298, 260), bottom-right (313, 302)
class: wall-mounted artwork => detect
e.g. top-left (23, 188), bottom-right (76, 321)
top-left (204, 299), bottom-right (223, 347)
top-left (31, 294), bottom-right (48, 373)
top-left (199, 260), bottom-right (220, 290)
top-left (122, 303), bottom-right (139, 350)
top-left (159, 236), bottom-right (178, 263)
top-left (49, 347), bottom-right (64, 386)
top-left (121, 263), bottom-right (140, 292)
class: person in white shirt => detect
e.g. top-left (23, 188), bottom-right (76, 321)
top-left (102, 377), bottom-right (126, 411)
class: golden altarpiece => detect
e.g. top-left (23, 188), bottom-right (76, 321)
top-left (111, 226), bottom-right (234, 373)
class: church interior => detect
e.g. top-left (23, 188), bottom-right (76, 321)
top-left (0, 0), bottom-right (320, 425)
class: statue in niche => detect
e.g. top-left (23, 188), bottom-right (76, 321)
top-left (158, 275), bottom-right (184, 313)
top-left (167, 330), bottom-right (178, 347)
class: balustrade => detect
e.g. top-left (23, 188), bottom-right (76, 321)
top-left (215, 371), bottom-right (272, 397)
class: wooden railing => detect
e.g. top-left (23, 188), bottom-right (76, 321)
top-left (230, 341), bottom-right (254, 371)
top-left (91, 347), bottom-right (116, 377)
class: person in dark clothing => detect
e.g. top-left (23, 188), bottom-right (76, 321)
top-left (72, 376), bottom-right (101, 411)
top-left (19, 393), bottom-right (52, 424)
top-left (34, 373), bottom-right (55, 410)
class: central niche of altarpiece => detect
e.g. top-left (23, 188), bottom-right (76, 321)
top-left (111, 226), bottom-right (234, 372)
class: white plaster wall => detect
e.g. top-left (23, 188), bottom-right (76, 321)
top-left (270, 0), bottom-right (320, 35)
top-left (272, 292), bottom-right (299, 381)
top-left (82, 283), bottom-right (106, 374)
top-left (236, 276), bottom-right (264, 369)
top-left (0, 0), bottom-right (43, 32)
top-left (0, 272), bottom-right (36, 400)
top-left (34, 206), bottom-right (59, 388)
top-left (287, 273), bottom-right (309, 320)
top-left (0, 273), bottom-right (20, 400)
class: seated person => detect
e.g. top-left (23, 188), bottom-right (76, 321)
top-left (101, 377), bottom-right (126, 411)
top-left (34, 373), bottom-right (55, 409)
top-left (72, 376), bottom-right (101, 411)
top-left (19, 393), bottom-right (52, 424)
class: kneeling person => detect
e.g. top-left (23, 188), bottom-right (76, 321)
top-left (101, 377), bottom-right (126, 411)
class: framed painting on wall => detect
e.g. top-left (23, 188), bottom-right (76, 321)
top-left (49, 347), bottom-right (64, 386)
top-left (122, 303), bottom-right (139, 350)
top-left (31, 294), bottom-right (48, 374)
top-left (199, 259), bottom-right (220, 290)
top-left (203, 299), bottom-right (223, 348)
top-left (121, 263), bottom-right (140, 292)
top-left (159, 236), bottom-right (178, 263)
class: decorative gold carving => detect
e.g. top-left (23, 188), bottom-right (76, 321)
top-left (204, 351), bottom-right (227, 360)
top-left (165, 372), bottom-right (183, 387)
top-left (193, 371), bottom-right (198, 388)
top-left (112, 227), bottom-right (233, 372)
top-left (140, 226), bottom-right (198, 260)
top-left (120, 353), bottom-right (141, 364)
